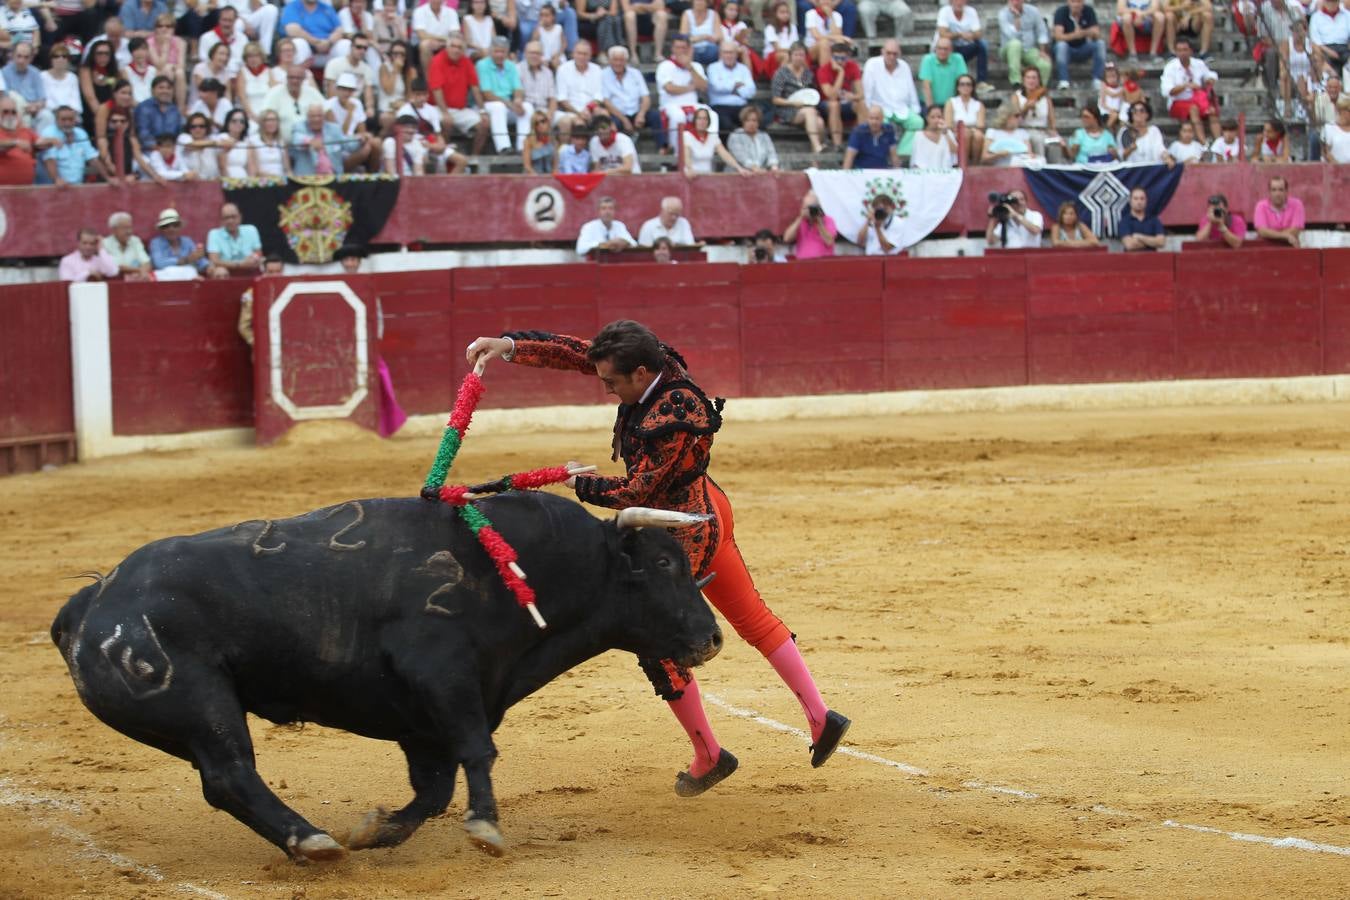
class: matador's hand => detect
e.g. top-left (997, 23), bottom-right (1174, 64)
top-left (465, 336), bottom-right (512, 371)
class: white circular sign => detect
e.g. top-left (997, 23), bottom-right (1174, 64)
top-left (524, 186), bottom-right (565, 233)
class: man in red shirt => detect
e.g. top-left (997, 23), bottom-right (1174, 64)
top-left (816, 43), bottom-right (864, 149)
top-left (426, 32), bottom-right (488, 155)
top-left (0, 95), bottom-right (43, 185)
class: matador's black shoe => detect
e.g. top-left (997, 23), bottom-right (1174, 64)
top-left (674, 749), bottom-right (739, 798)
top-left (810, 711), bottom-right (851, 768)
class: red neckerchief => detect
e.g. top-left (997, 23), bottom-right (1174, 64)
top-left (690, 130), bottom-right (709, 143)
top-left (600, 131), bottom-right (617, 148)
top-left (129, 60), bottom-right (149, 77)
top-left (214, 24), bottom-right (233, 43)
top-left (671, 57), bottom-right (687, 70)
top-left (161, 150), bottom-right (175, 165)
top-left (1265, 136), bottom-right (1281, 154)
top-left (722, 17), bottom-right (737, 28)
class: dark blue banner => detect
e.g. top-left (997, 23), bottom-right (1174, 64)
top-left (1024, 164), bottom-right (1184, 238)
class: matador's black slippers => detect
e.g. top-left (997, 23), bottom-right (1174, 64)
top-left (674, 749), bottom-right (739, 798)
top-left (810, 710), bottom-right (851, 768)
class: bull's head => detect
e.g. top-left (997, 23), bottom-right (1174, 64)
top-left (611, 509), bottom-right (722, 670)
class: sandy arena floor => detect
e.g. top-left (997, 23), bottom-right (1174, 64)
top-left (1, 403), bottom-right (1348, 898)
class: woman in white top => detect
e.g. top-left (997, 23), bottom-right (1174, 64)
top-left (177, 113), bottom-right (222, 179)
top-left (251, 109), bottom-right (291, 177)
top-left (462, 0), bottom-right (497, 58)
top-left (235, 42), bottom-right (278, 121)
top-left (804, 0), bottom-right (849, 65)
top-left (41, 44), bottom-right (83, 116)
top-left (191, 42), bottom-right (235, 107)
top-left (763, 0), bottom-right (799, 76)
top-left (1009, 67), bottom-right (1060, 161)
top-left (377, 39), bottom-right (413, 133)
top-left (217, 108), bottom-right (253, 179)
top-left (681, 0), bottom-right (723, 66)
top-left (682, 107), bottom-right (749, 176)
top-left (271, 39), bottom-right (317, 88)
top-left (1323, 97), bottom-right (1350, 163)
top-left (909, 106), bottom-right (958, 168)
top-left (536, 4), bottom-right (565, 68)
top-left (147, 12), bottom-right (187, 108)
top-left (943, 73), bottom-right (984, 164)
top-left (981, 107), bottom-right (1035, 166)
top-left (1118, 100), bottom-right (1167, 163)
top-left (1166, 119), bottom-right (1207, 163)
top-left (1280, 25), bottom-right (1314, 120)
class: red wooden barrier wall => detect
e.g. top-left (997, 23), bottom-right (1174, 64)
top-left (1321, 249), bottom-right (1350, 374)
top-left (0, 281), bottom-right (75, 474)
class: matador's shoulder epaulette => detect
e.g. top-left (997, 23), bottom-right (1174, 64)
top-left (634, 380), bottom-right (725, 440)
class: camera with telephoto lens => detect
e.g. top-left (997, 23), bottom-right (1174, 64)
top-left (1207, 194), bottom-right (1227, 221)
top-left (988, 191), bottom-right (1016, 224)
top-left (753, 246), bottom-right (769, 261)
top-left (807, 204), bottom-right (823, 219)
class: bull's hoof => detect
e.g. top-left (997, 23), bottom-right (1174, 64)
top-left (674, 749), bottom-right (738, 798)
top-left (464, 817), bottom-right (506, 857)
top-left (345, 807), bottom-right (392, 850)
top-left (292, 832), bottom-right (348, 862)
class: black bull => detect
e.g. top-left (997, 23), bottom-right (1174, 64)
top-left (50, 492), bottom-right (722, 860)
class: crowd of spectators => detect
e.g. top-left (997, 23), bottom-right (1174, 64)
top-left (3, 0), bottom-right (1350, 189)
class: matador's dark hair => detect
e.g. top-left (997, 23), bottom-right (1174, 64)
top-left (588, 319), bottom-right (666, 374)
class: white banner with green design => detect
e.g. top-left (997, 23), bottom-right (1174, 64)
top-left (805, 167), bottom-right (964, 251)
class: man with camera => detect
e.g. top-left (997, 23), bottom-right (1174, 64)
top-left (1195, 192), bottom-right (1246, 248)
top-left (984, 189), bottom-right (1044, 248)
top-left (782, 190), bottom-right (839, 260)
top-left (750, 228), bottom-right (787, 263)
top-left (856, 194), bottom-right (904, 256)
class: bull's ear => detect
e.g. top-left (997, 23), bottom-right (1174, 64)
top-left (619, 529), bottom-right (646, 574)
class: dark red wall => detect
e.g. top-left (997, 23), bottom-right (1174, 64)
top-left (0, 281), bottom-right (75, 473)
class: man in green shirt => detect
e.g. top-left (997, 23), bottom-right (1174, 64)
top-left (918, 37), bottom-right (969, 108)
top-left (475, 36), bottom-right (531, 153)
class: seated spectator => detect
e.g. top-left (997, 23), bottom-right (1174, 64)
top-left (719, 2), bottom-right (762, 76)
top-left (413, 0), bottom-right (461, 72)
top-left (1161, 37), bottom-right (1220, 140)
top-left (843, 103), bottom-right (897, 168)
top-left (818, 42), bottom-right (864, 149)
top-left (190, 78), bottom-right (233, 131)
top-left (145, 131), bottom-right (196, 179)
top-left (638, 195), bottom-right (696, 245)
top-left (1010, 66), bottom-right (1061, 160)
top-left (919, 38), bottom-right (968, 114)
top-left (335, 244), bottom-right (367, 273)
top-left (0, 0), bottom-right (45, 53)
top-left (727, 105), bottom-right (780, 171)
top-left (683, 106), bottom-right (749, 175)
top-left (782, 189), bottom-right (837, 258)
top-left (208, 202), bottom-right (265, 274)
top-left (1166, 119), bottom-right (1206, 161)
top-left (260, 65), bottom-right (326, 143)
top-left (601, 46), bottom-right (653, 140)
top-left (102, 211), bottom-right (152, 280)
top-left (478, 36), bottom-right (532, 153)
top-left (0, 94), bottom-right (41, 185)
top-left (1049, 201), bottom-right (1099, 246)
top-left (376, 41), bottom-right (413, 133)
top-left (984, 188), bottom-right (1043, 247)
top-left (558, 128), bottom-right (591, 172)
top-left (1309, 0), bottom-right (1349, 77)
top-left (683, 0), bottom-right (724, 66)
top-left (119, 0), bottom-right (161, 42)
top-left (1118, 0), bottom-right (1165, 62)
top-left (42, 45), bottom-right (83, 125)
top-left (324, 32), bottom-right (378, 111)
top-left (198, 7), bottom-right (246, 77)
top-left (1195, 192), bottom-right (1245, 247)
top-left (463, 0), bottom-right (497, 59)
top-left (178, 112), bottom-right (223, 179)
top-left (3, 42), bottom-right (52, 133)
top-left (292, 103), bottom-right (362, 174)
top-left (1250, 118), bottom-right (1290, 162)
top-left (651, 235), bottom-right (676, 263)
top-left (1118, 99), bottom-right (1168, 162)
top-left (855, 193), bottom-right (902, 256)
top-left (281, 0), bottom-right (344, 66)
top-left (384, 112), bottom-right (468, 174)
top-left (575, 194), bottom-right (636, 255)
top-left (485, 0), bottom-right (517, 45)
top-left (150, 208), bottom-right (226, 278)
top-left (763, 0), bottom-right (800, 78)
top-left (519, 41), bottom-right (561, 136)
top-left (88, 18), bottom-right (133, 71)
top-left (521, 108), bottom-right (556, 172)
top-left (558, 40), bottom-right (607, 141)
top-left (234, 0), bottom-right (282, 59)
top-left (981, 107), bottom-right (1036, 165)
top-left (1253, 175), bottom-right (1304, 247)
top-left (909, 105), bottom-right (958, 167)
top-left (1207, 115), bottom-right (1242, 161)
top-left (590, 114), bottom-right (639, 172)
top-left (146, 14), bottom-right (187, 109)
top-left (429, 33), bottom-right (489, 155)
top-left (1119, 186), bottom-right (1166, 250)
top-left (1165, 0), bottom-right (1214, 58)
top-left (1277, 24), bottom-right (1316, 122)
top-left (945, 73), bottom-right (985, 163)
top-left (217, 108), bottom-right (253, 178)
top-left (80, 41), bottom-right (119, 136)
top-left (41, 105), bottom-right (107, 186)
top-left (98, 90), bottom-right (151, 184)
top-left (326, 72), bottom-right (379, 170)
top-left (858, 0), bottom-right (912, 42)
top-left (1068, 104), bottom-right (1117, 161)
top-left (59, 228), bottom-right (120, 282)
top-left (192, 43), bottom-right (237, 109)
top-left (1051, 0), bottom-right (1105, 90)
top-left (804, 0), bottom-right (854, 68)
top-left (999, 0), bottom-right (1052, 88)
top-left (657, 36), bottom-right (710, 151)
top-left (621, 0), bottom-right (668, 65)
top-left (935, 0), bottom-right (989, 90)
top-left (252, 109), bottom-right (292, 177)
top-left (1098, 60), bottom-right (1126, 128)
top-left (771, 42), bottom-right (825, 155)
top-left (134, 75), bottom-right (180, 148)
top-left (1308, 75), bottom-right (1341, 162)
top-left (750, 228), bottom-right (786, 262)
top-left (1323, 96), bottom-right (1350, 162)
top-left (861, 39), bottom-right (923, 156)
top-left (533, 4), bottom-right (567, 68)
top-left (708, 41), bottom-right (755, 137)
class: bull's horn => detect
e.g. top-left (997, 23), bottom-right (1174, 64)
top-left (695, 572), bottom-right (716, 589)
top-left (616, 508), bottom-right (713, 530)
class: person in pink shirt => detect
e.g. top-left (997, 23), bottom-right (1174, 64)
top-left (782, 189), bottom-right (838, 259)
top-left (1195, 192), bottom-right (1246, 248)
top-left (58, 229), bottom-right (120, 282)
top-left (1252, 175), bottom-right (1305, 248)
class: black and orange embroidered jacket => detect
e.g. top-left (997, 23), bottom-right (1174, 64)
top-left (504, 330), bottom-right (725, 577)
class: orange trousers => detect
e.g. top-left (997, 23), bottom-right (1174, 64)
top-left (701, 481), bottom-right (792, 657)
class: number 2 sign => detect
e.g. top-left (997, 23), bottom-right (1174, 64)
top-left (524, 186), bottom-right (565, 233)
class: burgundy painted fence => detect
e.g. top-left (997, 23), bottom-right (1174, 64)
top-left (0, 281), bottom-right (74, 474)
top-left (3, 164), bottom-right (1348, 259)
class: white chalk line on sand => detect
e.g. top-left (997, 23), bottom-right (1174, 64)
top-left (702, 693), bottom-right (1350, 859)
top-left (0, 778), bottom-right (231, 899)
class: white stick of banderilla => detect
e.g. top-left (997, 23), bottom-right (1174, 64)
top-left (507, 560), bottom-right (548, 629)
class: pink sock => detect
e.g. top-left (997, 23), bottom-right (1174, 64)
top-left (666, 677), bottom-right (721, 778)
top-left (767, 639), bottom-right (830, 742)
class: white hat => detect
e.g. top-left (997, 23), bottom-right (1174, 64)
top-left (156, 208), bottom-right (182, 228)
top-left (336, 72), bottom-right (360, 90)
